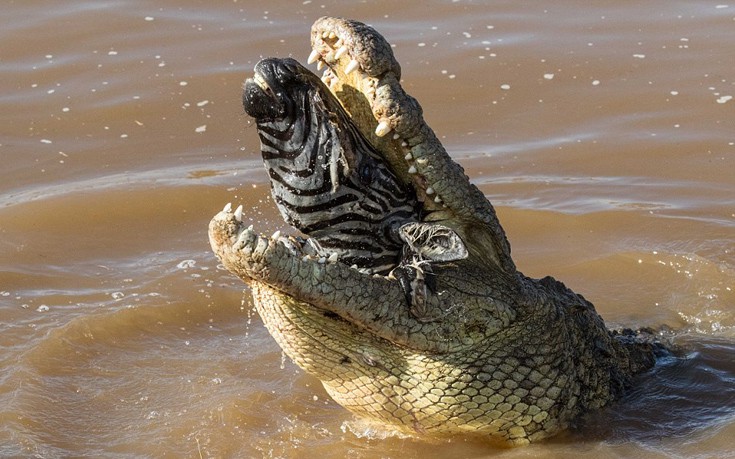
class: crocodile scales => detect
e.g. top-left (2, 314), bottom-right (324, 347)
top-left (209, 17), bottom-right (665, 445)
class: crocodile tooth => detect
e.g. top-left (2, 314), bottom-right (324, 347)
top-left (350, 264), bottom-right (358, 269)
top-left (318, 257), bottom-right (326, 264)
top-left (404, 152), bottom-right (413, 161)
top-left (223, 202), bottom-right (232, 212)
top-left (334, 46), bottom-right (348, 60)
top-left (279, 238), bottom-right (299, 255)
top-left (328, 31), bottom-right (336, 39)
top-left (246, 224), bottom-right (254, 231)
top-left (392, 133), bottom-right (400, 140)
top-left (303, 255), bottom-right (311, 262)
top-left (401, 141), bottom-right (408, 147)
top-left (408, 165), bottom-right (418, 174)
top-left (321, 31), bottom-right (329, 38)
top-left (426, 187), bottom-right (435, 195)
top-left (334, 38), bottom-right (343, 48)
top-left (375, 120), bottom-right (391, 137)
top-left (317, 60), bottom-right (325, 71)
top-left (328, 252), bottom-right (339, 263)
top-left (345, 59), bottom-right (360, 74)
top-left (234, 205), bottom-right (243, 222)
top-left (434, 195), bottom-right (443, 204)
top-left (416, 158), bottom-right (428, 165)
top-left (307, 49), bottom-right (320, 64)
top-left (271, 230), bottom-right (281, 240)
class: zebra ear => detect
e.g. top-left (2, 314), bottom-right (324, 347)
top-left (398, 222), bottom-right (468, 262)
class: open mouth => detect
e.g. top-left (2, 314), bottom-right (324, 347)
top-left (208, 18), bottom-right (668, 444)
top-left (210, 16), bottom-right (513, 319)
top-left (211, 14), bottom-right (511, 290)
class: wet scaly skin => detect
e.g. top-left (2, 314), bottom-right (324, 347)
top-left (209, 17), bottom-right (664, 445)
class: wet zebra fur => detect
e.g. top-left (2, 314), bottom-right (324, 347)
top-left (244, 58), bottom-right (419, 274)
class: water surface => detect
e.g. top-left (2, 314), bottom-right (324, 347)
top-left (1, 1), bottom-right (734, 457)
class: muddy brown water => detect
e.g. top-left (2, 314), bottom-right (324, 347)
top-left (1, 1), bottom-right (734, 458)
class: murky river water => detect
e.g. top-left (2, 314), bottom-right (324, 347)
top-left (1, 1), bottom-right (734, 458)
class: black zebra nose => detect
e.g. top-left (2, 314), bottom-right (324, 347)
top-left (243, 58), bottom-right (299, 121)
top-left (243, 58), bottom-right (315, 122)
top-left (254, 58), bottom-right (303, 90)
top-left (242, 77), bottom-right (284, 121)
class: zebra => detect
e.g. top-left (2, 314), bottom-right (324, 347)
top-left (242, 57), bottom-right (420, 275)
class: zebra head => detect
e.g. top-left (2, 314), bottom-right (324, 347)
top-left (243, 58), bottom-right (420, 274)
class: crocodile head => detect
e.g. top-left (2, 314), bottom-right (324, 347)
top-left (209, 17), bottom-right (659, 445)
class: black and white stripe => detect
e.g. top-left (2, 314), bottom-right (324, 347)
top-left (253, 65), bottom-right (418, 274)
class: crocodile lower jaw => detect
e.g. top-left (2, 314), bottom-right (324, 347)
top-left (215, 202), bottom-right (380, 275)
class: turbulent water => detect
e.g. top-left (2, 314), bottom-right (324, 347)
top-left (1, 1), bottom-right (733, 458)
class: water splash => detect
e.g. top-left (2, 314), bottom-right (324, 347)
top-left (340, 417), bottom-right (413, 441)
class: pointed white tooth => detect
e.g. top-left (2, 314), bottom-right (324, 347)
top-left (334, 46), bottom-right (348, 60)
top-left (401, 141), bottom-right (408, 147)
top-left (247, 224), bottom-right (254, 231)
top-left (328, 31), bottom-right (336, 39)
top-left (334, 38), bottom-right (343, 48)
top-left (375, 120), bottom-right (391, 137)
top-left (223, 202), bottom-right (232, 212)
top-left (426, 187), bottom-right (435, 195)
top-left (328, 252), bottom-right (339, 263)
top-left (271, 230), bottom-right (281, 240)
top-left (307, 49), bottom-right (320, 65)
top-left (350, 264), bottom-right (358, 269)
top-left (234, 205), bottom-right (243, 221)
top-left (345, 59), bottom-right (360, 74)
top-left (404, 152), bottom-right (413, 161)
top-left (408, 165), bottom-right (418, 174)
top-left (317, 60), bottom-right (324, 71)
top-left (303, 255), bottom-right (311, 262)
top-left (318, 257), bottom-right (326, 264)
top-left (392, 133), bottom-right (400, 140)
top-left (416, 158), bottom-right (428, 165)
top-left (321, 30), bottom-right (329, 38)
top-left (434, 195), bottom-right (443, 203)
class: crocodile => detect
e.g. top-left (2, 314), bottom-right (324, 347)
top-left (209, 17), bottom-right (664, 445)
